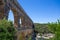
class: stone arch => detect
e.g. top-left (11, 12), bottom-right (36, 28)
top-left (11, 9), bottom-right (20, 28)
top-left (0, 0), bottom-right (36, 40)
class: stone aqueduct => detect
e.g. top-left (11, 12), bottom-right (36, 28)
top-left (0, 0), bottom-right (35, 40)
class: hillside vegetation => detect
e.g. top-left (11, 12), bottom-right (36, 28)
top-left (34, 19), bottom-right (60, 40)
top-left (34, 23), bottom-right (50, 34)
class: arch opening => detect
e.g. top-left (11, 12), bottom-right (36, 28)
top-left (20, 18), bottom-right (22, 27)
top-left (8, 10), bottom-right (14, 24)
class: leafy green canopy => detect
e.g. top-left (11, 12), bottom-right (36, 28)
top-left (0, 19), bottom-right (16, 40)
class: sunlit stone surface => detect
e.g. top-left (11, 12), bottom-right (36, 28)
top-left (0, 0), bottom-right (35, 40)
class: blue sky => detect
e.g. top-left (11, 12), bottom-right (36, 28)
top-left (8, 0), bottom-right (60, 23)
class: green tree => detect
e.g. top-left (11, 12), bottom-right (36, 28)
top-left (0, 19), bottom-right (16, 40)
top-left (48, 19), bottom-right (60, 40)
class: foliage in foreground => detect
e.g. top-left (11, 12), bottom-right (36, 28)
top-left (48, 19), bottom-right (60, 40)
top-left (0, 19), bottom-right (16, 40)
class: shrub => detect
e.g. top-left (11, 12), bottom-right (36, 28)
top-left (0, 19), bottom-right (16, 40)
top-left (48, 19), bottom-right (60, 40)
